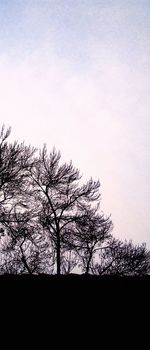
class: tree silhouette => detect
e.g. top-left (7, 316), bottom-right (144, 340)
top-left (93, 238), bottom-right (150, 276)
top-left (0, 125), bottom-right (149, 277)
top-left (0, 209), bottom-right (51, 274)
top-left (0, 125), bottom-right (35, 223)
top-left (74, 203), bottom-right (113, 273)
top-left (30, 146), bottom-right (101, 275)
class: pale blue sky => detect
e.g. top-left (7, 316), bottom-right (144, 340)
top-left (0, 0), bottom-right (150, 245)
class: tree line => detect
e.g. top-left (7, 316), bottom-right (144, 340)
top-left (0, 125), bottom-right (149, 275)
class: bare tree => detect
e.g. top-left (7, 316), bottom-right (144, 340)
top-left (0, 209), bottom-right (54, 274)
top-left (0, 125), bottom-right (149, 277)
top-left (0, 125), bottom-right (35, 217)
top-left (0, 125), bottom-right (44, 274)
top-left (93, 238), bottom-right (150, 276)
top-left (74, 203), bottom-right (113, 274)
top-left (30, 146), bottom-right (101, 275)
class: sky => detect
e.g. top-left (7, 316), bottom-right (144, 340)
top-left (0, 0), bottom-right (150, 245)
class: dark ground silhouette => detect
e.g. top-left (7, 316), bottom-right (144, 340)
top-left (1, 273), bottom-right (150, 304)
top-left (0, 273), bottom-right (148, 343)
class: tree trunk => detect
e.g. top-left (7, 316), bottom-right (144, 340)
top-left (21, 255), bottom-right (32, 274)
top-left (85, 251), bottom-right (93, 274)
top-left (86, 260), bottom-right (90, 274)
top-left (20, 244), bottom-right (32, 274)
top-left (56, 234), bottom-right (61, 275)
